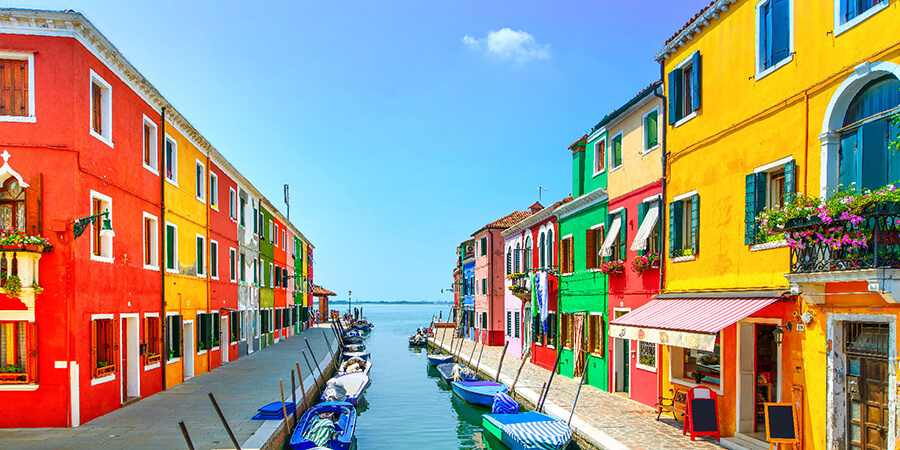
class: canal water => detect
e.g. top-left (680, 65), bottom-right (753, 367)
top-left (348, 302), bottom-right (507, 449)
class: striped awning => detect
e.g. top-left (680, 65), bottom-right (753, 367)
top-left (608, 297), bottom-right (779, 351)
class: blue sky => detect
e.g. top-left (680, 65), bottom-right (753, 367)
top-left (21, 0), bottom-right (709, 301)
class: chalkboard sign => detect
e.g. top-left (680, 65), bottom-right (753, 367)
top-left (689, 399), bottom-right (719, 432)
top-left (764, 403), bottom-right (799, 445)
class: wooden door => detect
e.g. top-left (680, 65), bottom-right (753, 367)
top-left (845, 323), bottom-right (890, 450)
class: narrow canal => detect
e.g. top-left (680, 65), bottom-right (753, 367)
top-left (346, 303), bottom-right (582, 450)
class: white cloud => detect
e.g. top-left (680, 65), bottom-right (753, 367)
top-left (462, 28), bottom-right (550, 63)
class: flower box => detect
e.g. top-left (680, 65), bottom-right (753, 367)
top-left (599, 259), bottom-right (626, 275)
top-left (784, 216), bottom-right (823, 231)
top-left (95, 363), bottom-right (116, 378)
top-left (146, 354), bottom-right (161, 365)
top-left (0, 372), bottom-right (29, 384)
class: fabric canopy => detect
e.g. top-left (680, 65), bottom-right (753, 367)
top-left (599, 217), bottom-right (621, 257)
top-left (608, 297), bottom-right (779, 351)
top-left (630, 205), bottom-right (659, 251)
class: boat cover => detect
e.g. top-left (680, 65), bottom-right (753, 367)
top-left (340, 356), bottom-right (367, 374)
top-left (491, 392), bottom-right (519, 415)
top-left (304, 417), bottom-right (335, 447)
top-left (502, 419), bottom-right (572, 450)
top-left (323, 378), bottom-right (348, 402)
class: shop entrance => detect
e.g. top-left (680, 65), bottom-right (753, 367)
top-left (845, 322), bottom-right (890, 450)
top-left (523, 306), bottom-right (532, 352)
top-left (737, 321), bottom-right (779, 439)
top-left (612, 309), bottom-right (630, 394)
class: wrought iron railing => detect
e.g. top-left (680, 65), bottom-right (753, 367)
top-left (788, 203), bottom-right (900, 273)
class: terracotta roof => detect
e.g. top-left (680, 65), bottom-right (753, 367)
top-left (528, 202), bottom-right (544, 213)
top-left (568, 135), bottom-right (587, 153)
top-left (665, 0), bottom-right (715, 45)
top-left (312, 285), bottom-right (336, 296)
top-left (473, 210), bottom-right (533, 236)
top-left (553, 197), bottom-right (574, 208)
top-left (589, 81), bottom-right (663, 135)
top-left (656, 0), bottom-right (734, 61)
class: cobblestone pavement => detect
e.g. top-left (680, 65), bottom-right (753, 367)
top-left (433, 329), bottom-right (724, 450)
top-left (0, 325), bottom-right (339, 450)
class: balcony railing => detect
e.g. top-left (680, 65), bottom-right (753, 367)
top-left (508, 275), bottom-right (531, 300)
top-left (788, 202), bottom-right (900, 274)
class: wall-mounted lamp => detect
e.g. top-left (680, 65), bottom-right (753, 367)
top-left (773, 322), bottom-right (793, 346)
top-left (73, 209), bottom-right (114, 239)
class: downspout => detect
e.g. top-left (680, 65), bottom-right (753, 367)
top-left (653, 64), bottom-right (668, 294)
top-left (159, 107), bottom-right (167, 391)
top-left (206, 152), bottom-right (211, 369)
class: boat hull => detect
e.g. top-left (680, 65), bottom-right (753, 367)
top-left (450, 381), bottom-right (508, 407)
top-left (436, 363), bottom-right (477, 383)
top-left (321, 373), bottom-right (370, 406)
top-left (482, 412), bottom-right (572, 450)
top-left (342, 351), bottom-right (370, 361)
top-left (289, 401), bottom-right (356, 450)
top-left (426, 354), bottom-right (453, 366)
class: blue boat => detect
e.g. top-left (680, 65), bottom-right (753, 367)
top-left (320, 372), bottom-right (370, 406)
top-left (426, 353), bottom-right (453, 366)
top-left (342, 351), bottom-right (370, 361)
top-left (482, 411), bottom-right (572, 450)
top-left (343, 336), bottom-right (363, 344)
top-left (289, 401), bottom-right (356, 450)
top-left (450, 380), bottom-right (508, 407)
top-left (436, 363), bottom-right (477, 383)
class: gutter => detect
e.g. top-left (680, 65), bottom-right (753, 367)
top-left (160, 107), bottom-right (167, 391)
top-left (653, 63), bottom-right (667, 295)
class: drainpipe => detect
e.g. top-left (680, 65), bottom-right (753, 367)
top-left (160, 107), bottom-right (167, 391)
top-left (653, 63), bottom-right (668, 294)
top-left (488, 230), bottom-right (494, 346)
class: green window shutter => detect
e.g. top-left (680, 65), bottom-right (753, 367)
top-left (657, 202), bottom-right (665, 254)
top-left (481, 237), bottom-right (487, 256)
top-left (618, 209), bottom-right (627, 260)
top-left (637, 203), bottom-right (647, 256)
top-left (507, 251), bottom-right (512, 275)
top-left (604, 214), bottom-right (612, 263)
top-left (507, 311), bottom-right (511, 336)
top-left (785, 160), bottom-right (796, 203)
top-left (669, 201), bottom-right (683, 257)
top-left (197, 238), bottom-right (203, 275)
top-left (691, 194), bottom-right (700, 254)
top-left (745, 174), bottom-right (756, 245)
top-left (647, 111), bottom-right (658, 148)
top-left (166, 226), bottom-right (175, 270)
top-left (668, 69), bottom-right (683, 124)
top-left (691, 52), bottom-right (701, 112)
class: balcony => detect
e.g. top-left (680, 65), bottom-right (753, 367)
top-left (0, 246), bottom-right (45, 315)
top-left (784, 202), bottom-right (900, 303)
top-left (507, 274), bottom-right (531, 301)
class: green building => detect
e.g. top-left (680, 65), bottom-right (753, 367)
top-left (553, 131), bottom-right (610, 390)
top-left (259, 205), bottom-right (275, 347)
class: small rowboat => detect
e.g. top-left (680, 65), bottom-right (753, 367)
top-left (482, 411), bottom-right (572, 450)
top-left (343, 343), bottom-right (365, 352)
top-left (450, 380), bottom-right (508, 407)
top-left (339, 357), bottom-right (372, 375)
top-left (321, 372), bottom-right (370, 406)
top-left (343, 336), bottom-right (364, 344)
top-left (427, 353), bottom-right (454, 366)
top-left (408, 335), bottom-right (427, 346)
top-left (342, 351), bottom-right (370, 361)
top-left (436, 363), bottom-right (477, 383)
top-left (289, 401), bottom-right (356, 450)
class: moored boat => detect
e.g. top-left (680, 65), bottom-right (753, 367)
top-left (426, 353), bottom-right (453, 366)
top-left (482, 411), bottom-right (572, 450)
top-left (339, 357), bottom-right (372, 375)
top-left (408, 335), bottom-right (427, 346)
top-left (342, 351), bottom-right (370, 361)
top-left (289, 401), bottom-right (357, 450)
top-left (321, 372), bottom-right (370, 406)
top-left (450, 380), bottom-right (508, 407)
top-left (436, 363), bottom-right (477, 383)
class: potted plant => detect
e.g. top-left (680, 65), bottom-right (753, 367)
top-left (3, 275), bottom-right (21, 298)
top-left (691, 370), bottom-right (705, 384)
top-left (599, 259), bottom-right (626, 275)
top-left (632, 252), bottom-right (660, 274)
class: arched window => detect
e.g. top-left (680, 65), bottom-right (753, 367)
top-left (0, 178), bottom-right (26, 230)
top-left (839, 75), bottom-right (900, 190)
top-left (539, 233), bottom-right (546, 269)
top-left (524, 237), bottom-right (532, 271)
top-left (546, 229), bottom-right (554, 269)
top-left (515, 243), bottom-right (521, 273)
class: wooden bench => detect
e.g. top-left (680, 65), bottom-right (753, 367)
top-left (656, 387), bottom-right (688, 421)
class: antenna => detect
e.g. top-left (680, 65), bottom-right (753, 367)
top-left (538, 187), bottom-right (547, 204)
top-left (284, 184), bottom-right (290, 220)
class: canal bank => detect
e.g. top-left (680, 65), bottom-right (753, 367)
top-left (430, 328), bottom-right (725, 450)
top-left (0, 324), bottom-right (339, 450)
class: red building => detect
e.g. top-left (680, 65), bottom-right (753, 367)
top-left (208, 159), bottom-right (240, 367)
top-left (272, 214), bottom-right (287, 341)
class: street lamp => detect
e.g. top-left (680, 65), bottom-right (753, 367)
top-left (348, 290), bottom-right (352, 317)
top-left (772, 322), bottom-right (792, 346)
top-left (73, 209), bottom-right (115, 239)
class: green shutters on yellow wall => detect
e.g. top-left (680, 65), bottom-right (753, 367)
top-left (690, 194), bottom-right (700, 255)
top-left (669, 201), bottom-right (682, 257)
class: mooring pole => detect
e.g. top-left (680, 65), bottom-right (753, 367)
top-left (568, 350), bottom-right (588, 425)
top-left (474, 338), bottom-right (486, 375)
top-left (536, 381), bottom-right (547, 411)
top-left (495, 341), bottom-right (509, 381)
top-left (304, 338), bottom-right (324, 384)
top-left (301, 351), bottom-right (320, 393)
top-left (321, 329), bottom-right (338, 365)
top-left (208, 392), bottom-right (241, 450)
top-left (510, 348), bottom-right (531, 396)
top-left (178, 421), bottom-right (195, 450)
top-left (538, 349), bottom-right (563, 413)
top-left (279, 379), bottom-right (290, 429)
top-left (290, 369), bottom-right (298, 423)
top-left (296, 362), bottom-right (307, 411)
top-left (467, 337), bottom-right (478, 365)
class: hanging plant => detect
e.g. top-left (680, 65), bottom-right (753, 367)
top-left (631, 253), bottom-right (660, 274)
top-left (3, 275), bottom-right (21, 298)
top-left (0, 228), bottom-right (50, 251)
top-left (599, 259), bottom-right (625, 275)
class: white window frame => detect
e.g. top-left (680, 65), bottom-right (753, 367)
top-left (593, 137), bottom-right (607, 177)
top-left (165, 222), bottom-right (178, 273)
top-left (755, 0), bottom-right (795, 81)
top-left (142, 212), bottom-right (159, 270)
top-left (635, 341), bottom-right (658, 373)
top-left (229, 247), bottom-right (237, 283)
top-left (209, 239), bottom-right (219, 280)
top-left (672, 190), bottom-right (698, 263)
top-left (89, 190), bottom-right (114, 263)
top-left (834, 0), bottom-right (888, 37)
top-left (274, 223), bottom-right (279, 248)
top-left (269, 262), bottom-right (274, 287)
top-left (195, 160), bottom-right (206, 203)
top-left (89, 70), bottom-right (113, 147)
top-left (749, 156), bottom-right (793, 251)
top-left (608, 131), bottom-right (624, 172)
top-left (209, 172), bottom-right (218, 210)
top-left (229, 188), bottom-right (237, 221)
top-left (164, 134), bottom-right (178, 187)
top-left (269, 220), bottom-right (274, 243)
top-left (282, 230), bottom-right (286, 249)
top-left (141, 115), bottom-right (159, 174)
top-left (673, 51), bottom-right (699, 128)
top-left (641, 107), bottom-right (661, 154)
top-left (196, 234), bottom-right (206, 278)
top-left (0, 51), bottom-right (35, 123)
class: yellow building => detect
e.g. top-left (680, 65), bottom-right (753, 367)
top-left (613, 1), bottom-right (900, 448)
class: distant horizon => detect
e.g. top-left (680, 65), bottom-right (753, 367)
top-left (330, 300), bottom-right (453, 305)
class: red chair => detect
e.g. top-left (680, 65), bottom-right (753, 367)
top-left (683, 386), bottom-right (720, 441)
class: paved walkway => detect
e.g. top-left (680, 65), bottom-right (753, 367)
top-left (432, 329), bottom-right (724, 450)
top-left (0, 325), bottom-right (339, 450)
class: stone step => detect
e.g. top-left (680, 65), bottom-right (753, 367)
top-left (722, 433), bottom-right (770, 450)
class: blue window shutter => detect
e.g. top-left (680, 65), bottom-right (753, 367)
top-left (669, 201), bottom-right (682, 257)
top-left (691, 194), bottom-right (700, 254)
top-left (745, 174), bottom-right (756, 245)
top-left (844, 0), bottom-right (857, 21)
top-left (771, 0), bottom-right (790, 64)
top-left (668, 69), bottom-right (682, 124)
top-left (760, 1), bottom-right (771, 69)
top-left (691, 53), bottom-right (701, 112)
top-left (619, 209), bottom-right (627, 260)
top-left (785, 160), bottom-right (796, 203)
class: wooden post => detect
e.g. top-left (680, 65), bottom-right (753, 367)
top-left (290, 369), bottom-right (298, 423)
top-left (495, 341), bottom-right (509, 381)
top-left (302, 351), bottom-right (320, 393)
top-left (474, 338), bottom-right (486, 375)
top-left (178, 421), bottom-right (195, 450)
top-left (296, 362), bottom-right (307, 412)
top-left (538, 349), bottom-right (563, 413)
top-left (304, 338), bottom-right (324, 384)
top-left (568, 350), bottom-right (587, 425)
top-left (322, 329), bottom-right (337, 366)
top-left (511, 348), bottom-right (530, 396)
top-left (536, 381), bottom-right (547, 411)
top-left (279, 379), bottom-right (290, 429)
top-left (208, 392), bottom-right (241, 450)
top-left (468, 337), bottom-right (478, 365)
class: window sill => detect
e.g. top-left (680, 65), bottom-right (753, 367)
top-left (609, 165), bottom-right (623, 173)
top-left (144, 363), bottom-right (160, 371)
top-left (142, 164), bottom-right (159, 176)
top-left (211, 346), bottom-right (220, 351)
top-left (673, 111), bottom-right (698, 128)
top-left (750, 240), bottom-right (789, 252)
top-left (0, 115), bottom-right (36, 123)
top-left (197, 350), bottom-right (207, 355)
top-left (672, 255), bottom-right (696, 263)
top-left (166, 268), bottom-right (179, 274)
top-left (0, 384), bottom-right (38, 391)
top-left (165, 177), bottom-right (179, 188)
top-left (642, 144), bottom-right (660, 156)
top-left (835, 1), bottom-right (889, 37)
top-left (592, 169), bottom-right (606, 178)
top-left (90, 254), bottom-right (115, 264)
top-left (143, 264), bottom-right (160, 271)
top-left (635, 363), bottom-right (657, 373)
top-left (756, 54), bottom-right (793, 81)
top-left (590, 352), bottom-right (604, 358)
top-left (670, 377), bottom-right (722, 396)
top-left (167, 357), bottom-right (181, 365)
top-left (90, 373), bottom-right (116, 386)
top-left (89, 130), bottom-right (114, 148)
